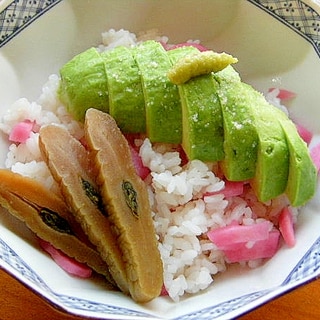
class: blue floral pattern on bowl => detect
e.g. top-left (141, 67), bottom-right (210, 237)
top-left (248, 0), bottom-right (320, 57)
top-left (0, 0), bottom-right (62, 47)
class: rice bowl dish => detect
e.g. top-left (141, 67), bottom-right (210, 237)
top-left (0, 1), bottom-right (320, 319)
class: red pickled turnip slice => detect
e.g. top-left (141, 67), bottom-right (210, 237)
top-left (295, 123), bottom-right (313, 145)
top-left (38, 238), bottom-right (92, 278)
top-left (160, 284), bottom-right (169, 296)
top-left (124, 133), bottom-right (151, 180)
top-left (205, 180), bottom-right (244, 198)
top-left (279, 207), bottom-right (296, 247)
top-left (129, 144), bottom-right (150, 180)
top-left (223, 230), bottom-right (280, 263)
top-left (310, 142), bottom-right (320, 173)
top-left (268, 88), bottom-right (296, 101)
top-left (207, 220), bottom-right (272, 250)
top-left (9, 120), bottom-right (34, 143)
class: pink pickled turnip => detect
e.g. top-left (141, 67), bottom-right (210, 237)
top-left (175, 144), bottom-right (189, 166)
top-left (9, 120), bottom-right (34, 143)
top-left (295, 123), bottom-right (313, 145)
top-left (268, 88), bottom-right (296, 101)
top-left (205, 180), bottom-right (244, 198)
top-left (279, 207), bottom-right (296, 247)
top-left (129, 144), bottom-right (150, 180)
top-left (160, 285), bottom-right (169, 296)
top-left (207, 221), bottom-right (272, 250)
top-left (38, 238), bottom-right (92, 278)
top-left (223, 230), bottom-right (280, 263)
top-left (124, 133), bottom-right (151, 180)
top-left (310, 142), bottom-right (320, 173)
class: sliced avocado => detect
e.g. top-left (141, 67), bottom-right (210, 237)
top-left (168, 46), bottom-right (225, 162)
top-left (214, 79), bottom-right (259, 181)
top-left (133, 40), bottom-right (181, 143)
top-left (215, 70), bottom-right (316, 204)
top-left (59, 47), bottom-right (109, 121)
top-left (242, 84), bottom-right (290, 202)
top-left (275, 110), bottom-right (317, 206)
top-left (102, 46), bottom-right (146, 133)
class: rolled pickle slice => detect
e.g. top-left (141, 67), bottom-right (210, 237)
top-left (39, 125), bottom-right (129, 294)
top-left (0, 169), bottom-right (114, 282)
top-left (84, 108), bottom-right (163, 303)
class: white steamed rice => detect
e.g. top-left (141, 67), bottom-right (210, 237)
top-left (0, 29), bottom-right (296, 302)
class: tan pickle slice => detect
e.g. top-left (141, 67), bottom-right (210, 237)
top-left (39, 125), bottom-right (129, 294)
top-left (84, 108), bottom-right (163, 303)
top-left (0, 169), bottom-right (113, 282)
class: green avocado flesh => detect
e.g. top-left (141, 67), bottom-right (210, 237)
top-left (59, 47), bottom-right (109, 121)
top-left (133, 41), bottom-right (182, 143)
top-left (215, 79), bottom-right (259, 181)
top-left (275, 110), bottom-right (317, 206)
top-left (242, 84), bottom-right (290, 202)
top-left (168, 46), bottom-right (224, 162)
top-left (101, 46), bottom-right (146, 133)
top-left (58, 40), bottom-right (317, 206)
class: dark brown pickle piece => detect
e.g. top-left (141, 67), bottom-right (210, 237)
top-left (81, 177), bottom-right (104, 212)
top-left (39, 124), bottom-right (129, 294)
top-left (84, 108), bottom-right (163, 303)
top-left (122, 180), bottom-right (139, 218)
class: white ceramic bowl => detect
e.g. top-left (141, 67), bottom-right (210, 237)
top-left (0, 1), bottom-right (319, 319)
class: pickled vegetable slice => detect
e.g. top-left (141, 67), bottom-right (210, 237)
top-left (39, 125), bottom-right (129, 294)
top-left (84, 108), bottom-right (163, 303)
top-left (39, 238), bottom-right (93, 278)
top-left (0, 169), bottom-right (112, 281)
